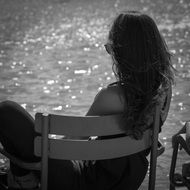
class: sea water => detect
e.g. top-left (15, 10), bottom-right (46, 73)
top-left (0, 0), bottom-right (190, 189)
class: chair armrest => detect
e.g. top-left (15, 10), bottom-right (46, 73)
top-left (175, 134), bottom-right (190, 155)
top-left (157, 140), bottom-right (165, 157)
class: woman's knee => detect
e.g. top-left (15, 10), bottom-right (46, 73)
top-left (0, 100), bottom-right (19, 109)
top-left (0, 101), bottom-right (21, 118)
top-left (0, 100), bottom-right (30, 124)
top-left (0, 100), bottom-right (27, 115)
top-left (0, 100), bottom-right (34, 124)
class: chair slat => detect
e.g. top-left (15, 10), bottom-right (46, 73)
top-left (34, 129), bottom-right (151, 160)
top-left (35, 113), bottom-right (127, 136)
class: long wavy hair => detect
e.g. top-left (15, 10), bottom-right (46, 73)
top-left (106, 11), bottom-right (175, 139)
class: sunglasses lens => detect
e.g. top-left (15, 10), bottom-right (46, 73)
top-left (104, 44), bottom-right (111, 54)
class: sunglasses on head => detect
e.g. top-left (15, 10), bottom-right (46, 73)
top-left (104, 43), bottom-right (125, 55)
top-left (104, 43), bottom-right (112, 54)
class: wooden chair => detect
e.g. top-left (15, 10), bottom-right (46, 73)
top-left (0, 104), bottom-right (164, 190)
top-left (169, 122), bottom-right (190, 190)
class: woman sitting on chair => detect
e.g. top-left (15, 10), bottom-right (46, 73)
top-left (0, 10), bottom-right (175, 190)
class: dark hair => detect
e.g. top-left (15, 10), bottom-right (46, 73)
top-left (107, 10), bottom-right (175, 139)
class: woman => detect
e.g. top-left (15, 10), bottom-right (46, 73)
top-left (0, 11), bottom-right (174, 189)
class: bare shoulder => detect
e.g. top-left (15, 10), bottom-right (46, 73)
top-left (86, 84), bottom-right (125, 116)
top-left (98, 84), bottom-right (124, 102)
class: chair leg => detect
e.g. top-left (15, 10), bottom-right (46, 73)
top-left (184, 180), bottom-right (190, 189)
top-left (169, 142), bottom-right (179, 190)
top-left (169, 184), bottom-right (175, 190)
top-left (0, 173), bottom-right (8, 190)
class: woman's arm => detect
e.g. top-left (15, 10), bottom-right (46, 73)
top-left (160, 84), bottom-right (172, 126)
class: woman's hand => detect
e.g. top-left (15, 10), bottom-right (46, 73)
top-left (171, 123), bottom-right (187, 148)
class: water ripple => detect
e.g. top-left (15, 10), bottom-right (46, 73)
top-left (0, 0), bottom-right (190, 189)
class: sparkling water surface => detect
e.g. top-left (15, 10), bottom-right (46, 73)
top-left (0, 0), bottom-right (190, 189)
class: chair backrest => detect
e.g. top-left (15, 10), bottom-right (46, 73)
top-left (34, 104), bottom-right (161, 190)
